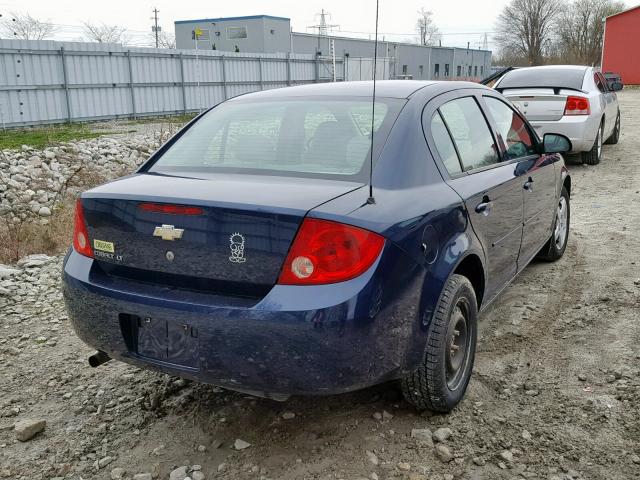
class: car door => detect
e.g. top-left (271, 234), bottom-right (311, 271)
top-left (595, 72), bottom-right (617, 137)
top-left (481, 95), bottom-right (558, 267)
top-left (424, 92), bottom-right (525, 300)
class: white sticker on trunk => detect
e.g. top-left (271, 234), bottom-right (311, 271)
top-left (229, 233), bottom-right (246, 263)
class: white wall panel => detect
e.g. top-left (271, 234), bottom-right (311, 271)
top-left (0, 39), bottom-right (368, 127)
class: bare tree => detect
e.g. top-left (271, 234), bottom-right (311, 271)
top-left (82, 22), bottom-right (129, 44)
top-left (556, 0), bottom-right (625, 65)
top-left (0, 12), bottom-right (57, 40)
top-left (495, 0), bottom-right (562, 65)
top-left (153, 31), bottom-right (175, 49)
top-left (416, 8), bottom-right (440, 46)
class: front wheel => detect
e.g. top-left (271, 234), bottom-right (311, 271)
top-left (401, 274), bottom-right (477, 412)
top-left (537, 186), bottom-right (570, 261)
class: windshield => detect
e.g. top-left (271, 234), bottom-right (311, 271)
top-left (498, 68), bottom-right (587, 91)
top-left (147, 97), bottom-right (405, 181)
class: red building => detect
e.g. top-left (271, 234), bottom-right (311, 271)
top-left (602, 5), bottom-right (640, 85)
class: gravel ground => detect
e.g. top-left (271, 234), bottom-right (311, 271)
top-left (1, 91), bottom-right (639, 480)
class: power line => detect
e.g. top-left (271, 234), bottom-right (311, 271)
top-left (46, 23), bottom-right (148, 33)
top-left (1, 11), bottom-right (495, 50)
top-left (0, 18), bottom-right (157, 46)
top-left (4, 19), bottom-right (494, 39)
top-left (336, 28), bottom-right (496, 37)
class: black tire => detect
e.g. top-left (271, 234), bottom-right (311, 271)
top-left (582, 123), bottom-right (603, 165)
top-left (537, 186), bottom-right (570, 261)
top-left (401, 274), bottom-right (477, 412)
top-left (604, 113), bottom-right (620, 145)
top-left (564, 154), bottom-right (583, 166)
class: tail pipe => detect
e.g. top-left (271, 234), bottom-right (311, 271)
top-left (88, 351), bottom-right (111, 368)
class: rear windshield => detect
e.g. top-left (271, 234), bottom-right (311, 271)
top-left (498, 68), bottom-right (587, 91)
top-left (147, 97), bottom-right (405, 181)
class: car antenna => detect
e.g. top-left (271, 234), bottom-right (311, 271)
top-left (366, 0), bottom-right (380, 205)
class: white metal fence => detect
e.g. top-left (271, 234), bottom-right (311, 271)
top-left (0, 39), bottom-right (391, 129)
top-left (344, 57), bottom-right (393, 82)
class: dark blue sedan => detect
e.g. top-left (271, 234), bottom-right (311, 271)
top-left (63, 81), bottom-right (572, 412)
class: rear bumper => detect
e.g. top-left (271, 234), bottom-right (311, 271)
top-left (530, 115), bottom-right (601, 153)
top-left (62, 244), bottom-right (429, 396)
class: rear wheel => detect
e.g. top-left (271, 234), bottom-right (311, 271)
top-left (401, 274), bottom-right (477, 412)
top-left (537, 186), bottom-right (570, 261)
top-left (582, 123), bottom-right (603, 165)
top-left (604, 113), bottom-right (620, 145)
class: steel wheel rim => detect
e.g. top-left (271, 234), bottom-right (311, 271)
top-left (616, 116), bottom-right (620, 134)
top-left (554, 196), bottom-right (568, 250)
top-left (446, 298), bottom-right (471, 391)
top-left (597, 126), bottom-right (603, 157)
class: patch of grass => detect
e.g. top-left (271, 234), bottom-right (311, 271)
top-left (125, 113), bottom-right (197, 125)
top-left (0, 199), bottom-right (75, 264)
top-left (0, 124), bottom-right (115, 150)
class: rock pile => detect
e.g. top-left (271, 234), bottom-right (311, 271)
top-left (0, 253), bottom-right (60, 300)
top-left (0, 130), bottom-right (174, 222)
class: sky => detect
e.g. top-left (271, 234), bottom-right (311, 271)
top-left (0, 0), bottom-right (630, 49)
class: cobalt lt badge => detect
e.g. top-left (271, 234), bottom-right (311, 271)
top-left (229, 233), bottom-right (246, 263)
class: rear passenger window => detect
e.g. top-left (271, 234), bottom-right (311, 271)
top-left (439, 97), bottom-right (499, 171)
top-left (430, 112), bottom-right (462, 175)
top-left (484, 97), bottom-right (537, 160)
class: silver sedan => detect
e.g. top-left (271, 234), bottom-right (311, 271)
top-left (494, 65), bottom-right (622, 165)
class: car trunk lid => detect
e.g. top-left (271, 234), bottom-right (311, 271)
top-left (82, 172), bottom-right (364, 297)
top-left (501, 88), bottom-right (569, 121)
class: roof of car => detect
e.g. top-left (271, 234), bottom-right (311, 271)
top-left (228, 80), bottom-right (488, 101)
top-left (512, 65), bottom-right (589, 72)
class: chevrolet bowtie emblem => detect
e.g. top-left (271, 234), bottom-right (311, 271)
top-left (153, 224), bottom-right (184, 241)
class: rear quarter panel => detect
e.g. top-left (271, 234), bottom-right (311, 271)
top-left (311, 89), bottom-right (487, 369)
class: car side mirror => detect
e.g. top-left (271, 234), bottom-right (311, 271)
top-left (610, 81), bottom-right (623, 91)
top-left (543, 133), bottom-right (572, 154)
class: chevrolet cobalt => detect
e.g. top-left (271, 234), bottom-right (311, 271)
top-left (63, 81), bottom-right (572, 412)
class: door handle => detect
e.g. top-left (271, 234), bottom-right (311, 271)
top-left (475, 195), bottom-right (492, 215)
top-left (523, 177), bottom-right (534, 191)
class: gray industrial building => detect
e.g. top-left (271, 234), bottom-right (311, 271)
top-left (174, 15), bottom-right (492, 81)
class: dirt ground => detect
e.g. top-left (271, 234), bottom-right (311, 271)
top-left (1, 91), bottom-right (639, 480)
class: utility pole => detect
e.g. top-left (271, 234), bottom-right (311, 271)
top-left (480, 33), bottom-right (488, 51)
top-left (308, 9), bottom-right (339, 54)
top-left (319, 9), bottom-right (333, 36)
top-left (151, 8), bottom-right (160, 48)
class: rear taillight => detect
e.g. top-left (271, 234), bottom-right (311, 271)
top-left (278, 218), bottom-right (385, 285)
top-left (564, 96), bottom-right (590, 116)
top-left (73, 199), bottom-right (93, 258)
